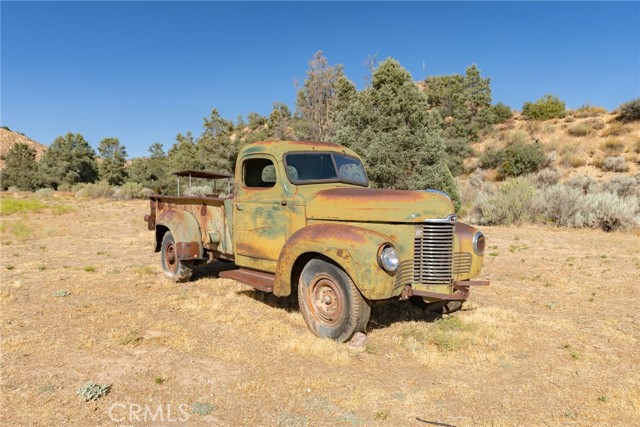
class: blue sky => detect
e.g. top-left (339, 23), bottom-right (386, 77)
top-left (2, 1), bottom-right (639, 158)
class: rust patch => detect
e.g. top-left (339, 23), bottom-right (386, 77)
top-left (314, 187), bottom-right (426, 202)
top-left (200, 204), bottom-right (207, 216)
top-left (175, 242), bottom-right (201, 260)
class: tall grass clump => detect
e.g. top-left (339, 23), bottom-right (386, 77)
top-left (472, 176), bottom-right (536, 225)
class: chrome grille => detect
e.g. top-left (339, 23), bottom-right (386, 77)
top-left (453, 252), bottom-right (473, 275)
top-left (413, 222), bottom-right (454, 284)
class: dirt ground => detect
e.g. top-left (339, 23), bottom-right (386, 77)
top-left (1, 194), bottom-right (638, 427)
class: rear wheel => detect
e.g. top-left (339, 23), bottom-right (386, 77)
top-left (161, 231), bottom-right (193, 283)
top-left (298, 258), bottom-right (371, 343)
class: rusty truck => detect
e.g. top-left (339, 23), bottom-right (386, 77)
top-left (144, 140), bottom-right (489, 342)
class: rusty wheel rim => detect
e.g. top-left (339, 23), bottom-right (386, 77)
top-left (164, 241), bottom-right (178, 273)
top-left (309, 274), bottom-right (344, 326)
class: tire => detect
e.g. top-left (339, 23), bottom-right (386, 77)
top-left (298, 258), bottom-right (371, 343)
top-left (161, 231), bottom-right (193, 283)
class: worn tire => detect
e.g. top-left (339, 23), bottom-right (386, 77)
top-left (161, 231), bottom-right (193, 283)
top-left (298, 258), bottom-right (371, 343)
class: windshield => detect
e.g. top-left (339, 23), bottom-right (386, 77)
top-left (284, 152), bottom-right (369, 186)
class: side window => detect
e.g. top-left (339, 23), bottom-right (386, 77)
top-left (244, 158), bottom-right (276, 188)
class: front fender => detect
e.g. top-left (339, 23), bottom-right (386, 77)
top-left (156, 209), bottom-right (204, 261)
top-left (273, 223), bottom-right (396, 300)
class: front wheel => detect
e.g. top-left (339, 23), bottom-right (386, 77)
top-left (298, 258), bottom-right (371, 343)
top-left (161, 231), bottom-right (193, 283)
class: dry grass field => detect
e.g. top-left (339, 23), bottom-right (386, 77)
top-left (1, 193), bottom-right (639, 426)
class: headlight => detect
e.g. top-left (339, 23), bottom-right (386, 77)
top-left (473, 232), bottom-right (485, 256)
top-left (378, 243), bottom-right (399, 272)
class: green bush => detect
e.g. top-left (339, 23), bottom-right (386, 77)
top-left (472, 177), bottom-right (537, 225)
top-left (479, 149), bottom-right (504, 169)
top-left (522, 94), bottom-right (567, 121)
top-left (618, 98), bottom-right (640, 123)
top-left (491, 103), bottom-right (513, 123)
top-left (444, 138), bottom-right (475, 176)
top-left (500, 142), bottom-right (545, 177)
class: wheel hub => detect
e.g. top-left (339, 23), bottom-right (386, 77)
top-left (164, 242), bottom-right (177, 272)
top-left (310, 275), bottom-right (344, 326)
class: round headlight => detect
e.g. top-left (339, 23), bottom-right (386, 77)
top-left (378, 244), bottom-right (399, 272)
top-left (473, 232), bottom-right (485, 256)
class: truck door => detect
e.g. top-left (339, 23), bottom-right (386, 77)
top-left (234, 155), bottom-right (286, 272)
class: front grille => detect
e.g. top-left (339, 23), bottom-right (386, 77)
top-left (413, 222), bottom-right (454, 284)
top-left (453, 252), bottom-right (472, 276)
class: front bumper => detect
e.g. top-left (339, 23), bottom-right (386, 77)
top-left (399, 280), bottom-right (490, 301)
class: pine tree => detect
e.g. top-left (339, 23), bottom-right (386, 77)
top-left (39, 132), bottom-right (98, 189)
top-left (0, 143), bottom-right (40, 190)
top-left (98, 137), bottom-right (127, 185)
top-left (335, 58), bottom-right (460, 209)
top-left (295, 51), bottom-right (344, 141)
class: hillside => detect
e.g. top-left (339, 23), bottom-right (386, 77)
top-left (0, 128), bottom-right (47, 169)
top-left (469, 110), bottom-right (640, 181)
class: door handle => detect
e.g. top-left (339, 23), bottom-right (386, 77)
top-left (236, 204), bottom-right (243, 211)
top-left (281, 199), bottom-right (287, 206)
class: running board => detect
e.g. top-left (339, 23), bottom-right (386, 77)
top-left (219, 268), bottom-right (275, 292)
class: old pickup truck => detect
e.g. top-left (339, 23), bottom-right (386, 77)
top-left (145, 140), bottom-right (489, 342)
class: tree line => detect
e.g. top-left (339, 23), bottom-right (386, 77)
top-left (2, 52), bottom-right (516, 208)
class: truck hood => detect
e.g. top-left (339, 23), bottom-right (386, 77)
top-left (306, 187), bottom-right (455, 223)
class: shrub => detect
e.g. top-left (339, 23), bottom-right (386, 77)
top-left (601, 122), bottom-right (628, 137)
top-left (480, 149), bottom-right (504, 169)
top-left (567, 123), bottom-right (591, 137)
top-left (183, 185), bottom-right (214, 196)
top-left (566, 175), bottom-right (599, 194)
top-left (587, 118), bottom-right (605, 130)
top-left (601, 176), bottom-right (640, 198)
top-left (564, 116), bottom-right (575, 123)
top-left (522, 94), bottom-right (567, 121)
top-left (491, 103), bottom-right (513, 123)
top-left (35, 188), bottom-right (55, 198)
top-left (584, 192), bottom-right (640, 232)
top-left (574, 105), bottom-right (608, 118)
top-left (601, 156), bottom-right (628, 172)
top-left (533, 185), bottom-right (588, 227)
top-left (76, 181), bottom-right (114, 198)
top-left (534, 168), bottom-right (561, 188)
top-left (501, 142), bottom-right (545, 177)
top-left (618, 98), bottom-right (640, 123)
top-left (543, 151), bottom-right (557, 168)
top-left (472, 177), bottom-right (537, 225)
top-left (444, 138), bottom-right (475, 177)
top-left (600, 139), bottom-right (625, 156)
top-left (113, 182), bottom-right (151, 200)
top-left (76, 381), bottom-right (110, 402)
